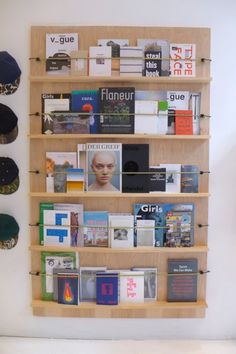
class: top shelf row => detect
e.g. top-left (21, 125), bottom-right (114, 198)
top-left (30, 26), bottom-right (211, 79)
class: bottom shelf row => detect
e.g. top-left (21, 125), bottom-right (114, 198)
top-left (31, 251), bottom-right (208, 318)
top-left (32, 300), bottom-right (208, 318)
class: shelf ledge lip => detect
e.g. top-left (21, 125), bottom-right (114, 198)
top-left (29, 75), bottom-right (212, 84)
top-left (31, 299), bottom-right (208, 309)
top-left (28, 134), bottom-right (210, 140)
top-left (29, 245), bottom-right (209, 253)
top-left (29, 192), bottom-right (210, 198)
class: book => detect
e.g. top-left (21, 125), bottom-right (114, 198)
top-left (41, 251), bottom-right (78, 301)
top-left (42, 209), bottom-right (71, 247)
top-left (122, 144), bottom-right (149, 193)
top-left (66, 168), bottom-right (85, 192)
top-left (149, 166), bottom-right (166, 193)
top-left (167, 91), bottom-right (189, 135)
top-left (89, 46), bottom-right (112, 76)
top-left (157, 100), bottom-right (168, 135)
top-left (181, 165), bottom-right (199, 193)
top-left (54, 203), bottom-right (84, 247)
top-left (97, 39), bottom-right (129, 74)
top-left (70, 50), bottom-right (88, 76)
top-left (119, 270), bottom-right (144, 303)
top-left (39, 202), bottom-right (54, 245)
top-left (46, 152), bottom-right (77, 193)
top-left (79, 266), bottom-right (106, 302)
top-left (86, 142), bottom-right (122, 192)
top-left (144, 50), bottom-right (162, 77)
top-left (167, 258), bottom-right (198, 302)
top-left (170, 43), bottom-right (196, 77)
top-left (109, 214), bottom-right (134, 248)
top-left (41, 93), bottom-right (70, 134)
top-left (135, 90), bottom-right (168, 134)
top-left (120, 46), bottom-right (142, 76)
top-left (71, 90), bottom-right (99, 133)
top-left (175, 109), bottom-right (193, 135)
top-left (96, 271), bottom-right (119, 305)
top-left (163, 203), bottom-right (194, 247)
top-left (46, 33), bottom-right (79, 75)
top-left (134, 100), bottom-right (158, 134)
top-left (134, 203), bottom-right (165, 247)
top-left (159, 164), bottom-right (181, 193)
top-left (132, 267), bottom-right (157, 301)
top-left (167, 91), bottom-right (190, 110)
top-left (50, 111), bottom-right (90, 134)
top-left (137, 39), bottom-right (170, 76)
top-left (57, 269), bottom-right (79, 305)
top-left (83, 211), bottom-right (108, 247)
top-left (99, 87), bottom-right (135, 134)
top-left (136, 219), bottom-right (155, 247)
top-left (189, 92), bottom-right (201, 135)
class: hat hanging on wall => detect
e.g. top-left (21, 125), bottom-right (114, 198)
top-left (0, 157), bottom-right (19, 194)
top-left (0, 51), bottom-right (21, 95)
top-left (0, 213), bottom-right (19, 250)
top-left (0, 103), bottom-right (18, 144)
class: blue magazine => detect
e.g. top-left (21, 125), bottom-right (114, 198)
top-left (71, 90), bottom-right (99, 133)
top-left (96, 272), bottom-right (119, 305)
top-left (133, 203), bottom-right (165, 247)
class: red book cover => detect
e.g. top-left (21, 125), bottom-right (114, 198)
top-left (175, 110), bottom-right (193, 135)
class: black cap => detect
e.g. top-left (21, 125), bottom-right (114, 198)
top-left (0, 51), bottom-right (21, 95)
top-left (0, 103), bottom-right (18, 144)
top-left (0, 157), bottom-right (19, 194)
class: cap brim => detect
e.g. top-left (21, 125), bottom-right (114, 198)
top-left (0, 77), bottom-right (21, 95)
top-left (0, 233), bottom-right (18, 249)
top-left (0, 125), bottom-right (18, 144)
top-left (0, 175), bottom-right (19, 194)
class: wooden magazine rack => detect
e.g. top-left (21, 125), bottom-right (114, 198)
top-left (29, 26), bottom-right (210, 318)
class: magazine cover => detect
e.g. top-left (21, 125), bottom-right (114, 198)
top-left (86, 142), bottom-right (122, 192)
top-left (41, 251), bottom-right (78, 301)
top-left (99, 87), bottom-right (135, 134)
top-left (46, 33), bottom-right (79, 74)
top-left (46, 152), bottom-right (77, 193)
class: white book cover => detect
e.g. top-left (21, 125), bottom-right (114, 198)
top-left (77, 143), bottom-right (86, 169)
top-left (135, 100), bottom-right (158, 134)
top-left (167, 91), bottom-right (190, 110)
top-left (136, 219), bottom-right (155, 247)
top-left (170, 43), bottom-right (196, 77)
top-left (46, 33), bottom-right (79, 75)
top-left (159, 163), bottom-right (181, 193)
top-left (79, 266), bottom-right (106, 302)
top-left (97, 39), bottom-right (129, 54)
top-left (70, 50), bottom-right (88, 76)
top-left (119, 270), bottom-right (144, 303)
top-left (189, 92), bottom-right (201, 135)
top-left (46, 152), bottom-right (77, 193)
top-left (43, 209), bottom-right (71, 246)
top-left (120, 46), bottom-right (142, 76)
top-left (109, 215), bottom-right (134, 248)
top-left (86, 142), bottom-right (122, 192)
top-left (89, 46), bottom-right (112, 76)
top-left (132, 267), bottom-right (157, 301)
top-left (54, 203), bottom-right (84, 247)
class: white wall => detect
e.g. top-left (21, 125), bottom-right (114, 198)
top-left (0, 0), bottom-right (236, 340)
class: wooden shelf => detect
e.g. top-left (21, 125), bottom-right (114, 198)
top-left (31, 299), bottom-right (207, 318)
top-left (29, 25), bottom-right (210, 319)
top-left (29, 75), bottom-right (212, 84)
top-left (29, 192), bottom-right (210, 198)
top-left (29, 134), bottom-right (210, 140)
top-left (29, 245), bottom-right (208, 254)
